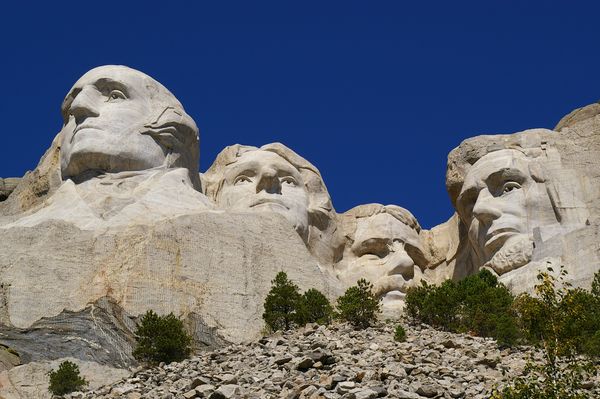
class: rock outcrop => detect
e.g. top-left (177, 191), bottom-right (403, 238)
top-left (442, 125), bottom-right (600, 293)
top-left (0, 65), bottom-right (599, 397)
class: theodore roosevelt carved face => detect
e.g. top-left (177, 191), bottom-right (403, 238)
top-left (456, 149), bottom-right (557, 275)
top-left (60, 65), bottom-right (200, 185)
top-left (338, 204), bottom-right (426, 312)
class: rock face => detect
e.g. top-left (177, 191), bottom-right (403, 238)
top-left (0, 178), bottom-right (20, 202)
top-left (0, 357), bottom-right (129, 399)
top-left (1, 64), bottom-right (600, 397)
top-left (0, 66), bottom-right (342, 398)
top-left (334, 204), bottom-right (427, 319)
top-left (0, 212), bottom-right (340, 342)
top-left (443, 126), bottom-right (600, 293)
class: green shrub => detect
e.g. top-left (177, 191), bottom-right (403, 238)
top-left (394, 324), bottom-right (407, 342)
top-left (405, 279), bottom-right (461, 330)
top-left (591, 271), bottom-right (600, 299)
top-left (336, 279), bottom-right (381, 328)
top-left (48, 360), bottom-right (88, 396)
top-left (405, 269), bottom-right (518, 345)
top-left (296, 288), bottom-right (333, 326)
top-left (493, 266), bottom-right (596, 399)
top-left (132, 310), bottom-right (192, 364)
top-left (457, 269), bottom-right (518, 346)
top-left (263, 271), bottom-right (302, 331)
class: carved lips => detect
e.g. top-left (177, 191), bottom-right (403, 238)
top-left (249, 197), bottom-right (290, 210)
top-left (71, 124), bottom-right (102, 143)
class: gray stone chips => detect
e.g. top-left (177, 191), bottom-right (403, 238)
top-left (66, 323), bottom-right (600, 399)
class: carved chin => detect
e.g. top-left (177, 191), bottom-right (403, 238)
top-left (483, 234), bottom-right (533, 275)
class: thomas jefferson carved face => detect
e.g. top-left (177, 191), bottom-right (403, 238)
top-left (60, 66), bottom-right (190, 181)
top-left (217, 150), bottom-right (310, 238)
top-left (339, 206), bottom-right (425, 311)
top-left (456, 149), bottom-right (556, 274)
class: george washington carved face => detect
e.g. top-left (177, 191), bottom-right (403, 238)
top-left (60, 65), bottom-right (199, 185)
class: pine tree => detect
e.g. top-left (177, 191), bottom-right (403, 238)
top-left (336, 279), bottom-right (381, 328)
top-left (132, 310), bottom-right (192, 364)
top-left (263, 271), bottom-right (302, 331)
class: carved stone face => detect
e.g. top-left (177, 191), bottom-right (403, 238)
top-left (217, 150), bottom-right (310, 237)
top-left (457, 149), bottom-right (556, 274)
top-left (341, 212), bottom-right (423, 309)
top-left (60, 66), bottom-right (167, 179)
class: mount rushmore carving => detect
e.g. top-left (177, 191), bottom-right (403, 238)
top-left (0, 66), bottom-right (598, 373)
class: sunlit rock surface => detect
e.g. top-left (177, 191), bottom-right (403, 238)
top-left (0, 64), bottom-right (599, 398)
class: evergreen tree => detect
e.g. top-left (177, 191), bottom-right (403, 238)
top-left (263, 271), bottom-right (302, 331)
top-left (48, 360), bottom-right (88, 396)
top-left (296, 288), bottom-right (334, 325)
top-left (336, 279), bottom-right (381, 328)
top-left (133, 310), bottom-right (192, 364)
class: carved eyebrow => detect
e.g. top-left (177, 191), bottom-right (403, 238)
top-left (226, 162), bottom-right (260, 177)
top-left (484, 168), bottom-right (527, 187)
top-left (93, 78), bottom-right (129, 95)
top-left (60, 78), bottom-right (131, 123)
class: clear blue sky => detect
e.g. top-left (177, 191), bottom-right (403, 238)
top-left (1, 1), bottom-right (598, 228)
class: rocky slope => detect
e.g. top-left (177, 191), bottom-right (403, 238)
top-left (63, 322), bottom-right (599, 399)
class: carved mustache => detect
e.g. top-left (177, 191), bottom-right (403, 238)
top-left (373, 274), bottom-right (409, 297)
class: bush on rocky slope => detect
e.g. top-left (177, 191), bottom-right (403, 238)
top-left (493, 267), bottom-right (598, 399)
top-left (132, 310), bottom-right (192, 364)
top-left (296, 288), bottom-right (334, 326)
top-left (263, 271), bottom-right (304, 331)
top-left (336, 278), bottom-right (381, 329)
top-left (48, 360), bottom-right (88, 396)
top-left (405, 269), bottom-right (518, 345)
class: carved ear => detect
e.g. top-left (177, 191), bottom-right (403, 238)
top-left (141, 107), bottom-right (195, 151)
top-left (141, 124), bottom-right (179, 152)
top-left (304, 172), bottom-right (334, 231)
top-left (529, 162), bottom-right (546, 183)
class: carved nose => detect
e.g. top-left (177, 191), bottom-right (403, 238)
top-left (472, 188), bottom-right (502, 225)
top-left (387, 245), bottom-right (415, 280)
top-left (256, 169), bottom-right (281, 194)
top-left (69, 86), bottom-right (100, 125)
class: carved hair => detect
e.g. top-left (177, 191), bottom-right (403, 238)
top-left (342, 203), bottom-right (421, 234)
top-left (140, 105), bottom-right (201, 190)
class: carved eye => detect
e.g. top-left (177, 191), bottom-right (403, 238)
top-left (501, 182), bottom-right (522, 194)
top-left (107, 90), bottom-right (126, 102)
top-left (281, 176), bottom-right (298, 186)
top-left (361, 248), bottom-right (389, 260)
top-left (357, 239), bottom-right (390, 259)
top-left (234, 175), bottom-right (252, 185)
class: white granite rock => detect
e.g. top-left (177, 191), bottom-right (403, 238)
top-left (0, 357), bottom-right (128, 399)
top-left (334, 204), bottom-right (426, 318)
top-left (443, 124), bottom-right (600, 293)
top-left (203, 143), bottom-right (344, 268)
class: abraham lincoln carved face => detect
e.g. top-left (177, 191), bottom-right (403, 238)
top-left (456, 149), bottom-right (557, 274)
